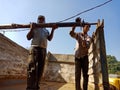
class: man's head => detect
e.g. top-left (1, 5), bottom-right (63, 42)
top-left (83, 24), bottom-right (90, 34)
top-left (75, 17), bottom-right (81, 23)
top-left (37, 15), bottom-right (45, 23)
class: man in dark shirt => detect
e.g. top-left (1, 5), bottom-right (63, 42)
top-left (69, 18), bottom-right (91, 90)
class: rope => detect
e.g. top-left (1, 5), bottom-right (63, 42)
top-left (0, 29), bottom-right (29, 35)
top-left (58, 0), bottom-right (112, 22)
top-left (0, 29), bottom-right (29, 32)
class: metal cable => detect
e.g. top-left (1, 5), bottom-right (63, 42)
top-left (58, 0), bottom-right (112, 22)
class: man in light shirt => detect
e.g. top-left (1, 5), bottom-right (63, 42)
top-left (26, 15), bottom-right (58, 90)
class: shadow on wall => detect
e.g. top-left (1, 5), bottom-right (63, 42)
top-left (44, 52), bottom-right (67, 83)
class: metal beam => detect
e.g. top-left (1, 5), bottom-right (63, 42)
top-left (0, 22), bottom-right (97, 29)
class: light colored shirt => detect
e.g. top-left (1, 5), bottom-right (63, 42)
top-left (31, 28), bottom-right (49, 48)
top-left (70, 31), bottom-right (91, 58)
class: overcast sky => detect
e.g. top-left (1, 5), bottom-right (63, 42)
top-left (0, 0), bottom-right (120, 60)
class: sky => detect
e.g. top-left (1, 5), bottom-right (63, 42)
top-left (0, 0), bottom-right (120, 61)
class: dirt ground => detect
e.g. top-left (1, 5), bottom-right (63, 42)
top-left (0, 79), bottom-right (95, 90)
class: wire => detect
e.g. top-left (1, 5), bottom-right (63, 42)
top-left (58, 0), bottom-right (112, 22)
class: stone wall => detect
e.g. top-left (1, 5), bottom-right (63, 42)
top-left (88, 20), bottom-right (109, 90)
top-left (0, 33), bottom-right (28, 79)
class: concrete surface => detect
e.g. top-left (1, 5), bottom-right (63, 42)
top-left (0, 79), bottom-right (95, 90)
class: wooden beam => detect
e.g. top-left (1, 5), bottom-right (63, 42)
top-left (0, 22), bottom-right (97, 29)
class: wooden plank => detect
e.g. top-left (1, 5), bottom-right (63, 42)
top-left (97, 20), bottom-right (110, 90)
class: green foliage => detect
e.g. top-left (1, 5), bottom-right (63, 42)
top-left (107, 55), bottom-right (120, 75)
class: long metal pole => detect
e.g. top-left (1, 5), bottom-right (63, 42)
top-left (0, 22), bottom-right (97, 29)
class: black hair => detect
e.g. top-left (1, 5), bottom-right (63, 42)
top-left (38, 15), bottom-right (45, 20)
top-left (75, 17), bottom-right (81, 22)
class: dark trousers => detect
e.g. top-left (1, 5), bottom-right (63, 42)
top-left (26, 47), bottom-right (46, 90)
top-left (75, 55), bottom-right (89, 90)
